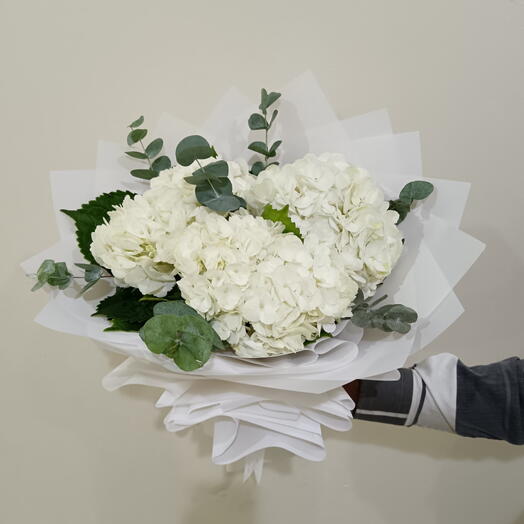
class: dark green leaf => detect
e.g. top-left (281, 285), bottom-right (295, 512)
top-left (145, 138), bottom-right (163, 158)
top-left (152, 155), bottom-right (172, 171)
top-left (268, 109), bottom-right (278, 128)
top-left (94, 287), bottom-right (157, 331)
top-left (250, 161), bottom-right (265, 176)
top-left (127, 128), bottom-right (147, 146)
top-left (399, 181), bottom-right (434, 203)
top-left (248, 141), bottom-right (270, 157)
top-left (262, 204), bottom-right (303, 239)
top-left (269, 140), bottom-right (282, 155)
top-left (388, 199), bottom-right (411, 224)
top-left (125, 151), bottom-right (148, 159)
top-left (61, 191), bottom-right (135, 264)
top-left (130, 169), bottom-right (159, 180)
top-left (259, 89), bottom-right (281, 112)
top-left (196, 179), bottom-right (246, 212)
top-left (129, 116), bottom-right (144, 128)
top-left (175, 135), bottom-right (217, 167)
top-left (185, 160), bottom-right (229, 185)
top-left (248, 113), bottom-right (267, 130)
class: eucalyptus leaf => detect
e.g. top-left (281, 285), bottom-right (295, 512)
top-left (259, 89), bottom-right (281, 112)
top-left (268, 109), bottom-right (278, 128)
top-left (125, 151), bottom-right (148, 160)
top-left (145, 138), bottom-right (163, 158)
top-left (75, 263), bottom-right (103, 282)
top-left (153, 300), bottom-right (199, 317)
top-left (269, 140), bottom-right (282, 155)
top-left (196, 180), bottom-right (246, 212)
top-left (127, 128), bottom-right (147, 146)
top-left (250, 161), bottom-right (265, 176)
top-left (129, 116), bottom-right (144, 128)
top-left (248, 113), bottom-right (267, 130)
top-left (399, 181), bottom-right (434, 203)
top-left (248, 141), bottom-right (270, 157)
top-left (175, 135), bottom-right (217, 167)
top-left (152, 155), bottom-right (172, 171)
top-left (140, 314), bottom-right (222, 371)
top-left (130, 169), bottom-right (159, 180)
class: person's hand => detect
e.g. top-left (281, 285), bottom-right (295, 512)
top-left (343, 380), bottom-right (360, 413)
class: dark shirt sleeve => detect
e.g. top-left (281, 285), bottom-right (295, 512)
top-left (456, 357), bottom-right (524, 445)
top-left (349, 354), bottom-right (524, 445)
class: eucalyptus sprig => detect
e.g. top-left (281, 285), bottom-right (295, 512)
top-left (126, 116), bottom-right (172, 180)
top-left (30, 259), bottom-right (108, 296)
top-left (248, 88), bottom-right (282, 176)
top-left (389, 180), bottom-right (434, 224)
top-left (140, 300), bottom-right (225, 371)
top-left (350, 290), bottom-right (417, 334)
top-left (176, 135), bottom-right (246, 213)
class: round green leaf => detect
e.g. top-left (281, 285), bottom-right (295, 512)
top-left (152, 155), bottom-right (172, 171)
top-left (250, 161), bottom-right (265, 176)
top-left (248, 113), bottom-right (267, 130)
top-left (399, 181), bottom-right (434, 203)
top-left (175, 135), bottom-right (217, 167)
top-left (127, 128), bottom-right (147, 146)
top-left (153, 300), bottom-right (199, 317)
top-left (140, 314), bottom-right (220, 370)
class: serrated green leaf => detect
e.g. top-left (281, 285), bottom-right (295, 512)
top-left (261, 204), bottom-right (303, 239)
top-left (250, 161), bottom-right (265, 176)
top-left (129, 116), bottom-right (144, 128)
top-left (175, 135), bottom-right (217, 167)
top-left (152, 155), bottom-right (171, 171)
top-left (145, 138), bottom-right (163, 158)
top-left (61, 191), bottom-right (135, 264)
top-left (94, 287), bottom-right (157, 331)
top-left (125, 151), bottom-right (148, 159)
top-left (130, 169), bottom-right (158, 180)
top-left (127, 128), bottom-right (147, 146)
top-left (248, 141), bottom-right (270, 156)
top-left (399, 181), bottom-right (434, 203)
top-left (248, 113), bottom-right (267, 130)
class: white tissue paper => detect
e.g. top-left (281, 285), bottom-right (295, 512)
top-left (22, 72), bottom-right (484, 482)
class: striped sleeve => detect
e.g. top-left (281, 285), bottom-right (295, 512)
top-left (351, 353), bottom-right (524, 445)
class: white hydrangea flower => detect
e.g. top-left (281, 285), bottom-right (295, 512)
top-left (166, 208), bottom-right (357, 357)
top-left (246, 153), bottom-right (403, 297)
top-left (90, 161), bottom-right (253, 297)
top-left (91, 153), bottom-right (400, 358)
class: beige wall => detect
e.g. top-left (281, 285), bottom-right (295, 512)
top-left (2, 1), bottom-right (524, 523)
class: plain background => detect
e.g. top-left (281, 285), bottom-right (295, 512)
top-left (1, 1), bottom-right (524, 523)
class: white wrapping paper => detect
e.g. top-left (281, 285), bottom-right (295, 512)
top-left (22, 72), bottom-right (484, 481)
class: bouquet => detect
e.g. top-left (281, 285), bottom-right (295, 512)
top-left (24, 73), bottom-right (484, 481)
